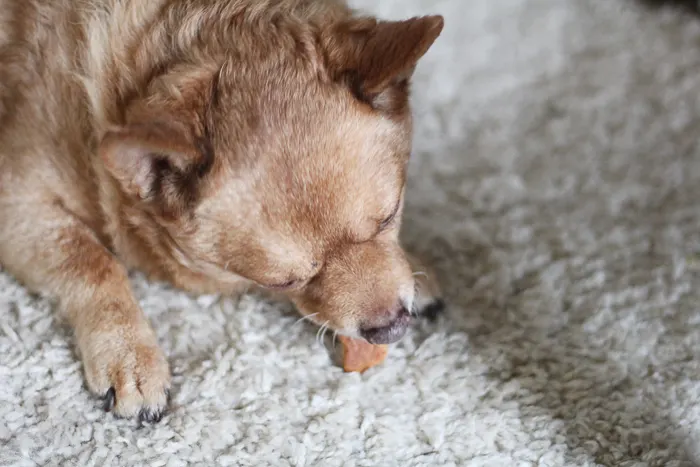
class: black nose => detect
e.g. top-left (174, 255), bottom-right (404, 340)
top-left (360, 307), bottom-right (412, 345)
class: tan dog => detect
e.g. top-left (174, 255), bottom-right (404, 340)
top-left (0, 0), bottom-right (445, 422)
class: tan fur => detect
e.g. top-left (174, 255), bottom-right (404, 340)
top-left (0, 0), bottom-right (444, 421)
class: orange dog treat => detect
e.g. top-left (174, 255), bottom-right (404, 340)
top-left (338, 336), bottom-right (389, 373)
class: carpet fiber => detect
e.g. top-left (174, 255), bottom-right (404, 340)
top-left (2, 1), bottom-right (700, 466)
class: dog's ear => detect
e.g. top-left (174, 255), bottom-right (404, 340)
top-left (99, 120), bottom-right (213, 216)
top-left (325, 15), bottom-right (444, 112)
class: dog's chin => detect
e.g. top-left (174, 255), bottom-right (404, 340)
top-left (293, 312), bottom-right (359, 341)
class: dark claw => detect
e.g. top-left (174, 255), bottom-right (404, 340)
top-left (139, 406), bottom-right (165, 424)
top-left (101, 387), bottom-right (169, 424)
top-left (139, 390), bottom-right (170, 424)
top-left (420, 299), bottom-right (446, 323)
top-left (102, 387), bottom-right (116, 412)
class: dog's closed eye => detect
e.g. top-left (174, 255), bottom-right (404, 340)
top-left (379, 199), bottom-right (401, 231)
top-left (260, 262), bottom-right (321, 291)
top-left (379, 212), bottom-right (396, 230)
top-left (267, 279), bottom-right (300, 290)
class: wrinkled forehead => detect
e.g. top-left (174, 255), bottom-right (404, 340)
top-left (201, 80), bottom-right (412, 250)
top-left (253, 98), bottom-right (410, 232)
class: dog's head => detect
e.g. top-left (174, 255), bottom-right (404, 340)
top-left (99, 12), bottom-right (444, 344)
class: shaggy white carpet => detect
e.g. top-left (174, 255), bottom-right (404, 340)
top-left (3, 0), bottom-right (700, 465)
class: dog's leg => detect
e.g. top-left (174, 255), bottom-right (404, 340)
top-left (0, 201), bottom-right (170, 422)
top-left (406, 253), bottom-right (446, 321)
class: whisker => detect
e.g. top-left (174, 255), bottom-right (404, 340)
top-left (332, 330), bottom-right (339, 348)
top-left (316, 325), bottom-right (323, 344)
top-left (321, 323), bottom-right (331, 345)
top-left (409, 283), bottom-right (420, 317)
top-left (293, 312), bottom-right (319, 328)
top-left (316, 321), bottom-right (329, 346)
top-left (413, 271), bottom-right (428, 279)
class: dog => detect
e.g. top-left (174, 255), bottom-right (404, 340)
top-left (0, 0), bottom-right (445, 422)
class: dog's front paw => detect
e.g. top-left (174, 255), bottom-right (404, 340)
top-left (81, 328), bottom-right (171, 423)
